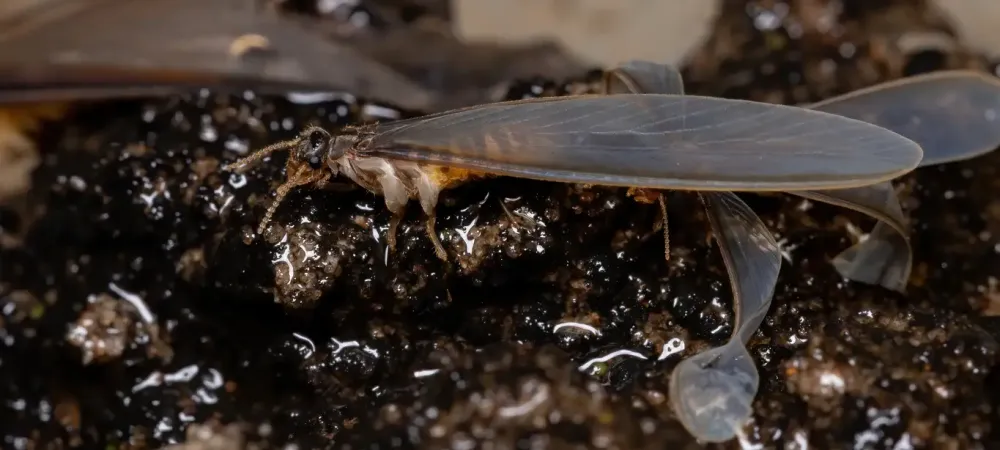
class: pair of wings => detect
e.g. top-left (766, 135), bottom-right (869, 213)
top-left (363, 69), bottom-right (1000, 192)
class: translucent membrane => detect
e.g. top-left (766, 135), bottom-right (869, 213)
top-left (366, 86), bottom-right (923, 193)
top-left (809, 71), bottom-right (1000, 166)
top-left (802, 71), bottom-right (1000, 291)
top-left (669, 191), bottom-right (782, 442)
top-left (602, 61), bottom-right (1000, 443)
top-left (604, 61), bottom-right (782, 443)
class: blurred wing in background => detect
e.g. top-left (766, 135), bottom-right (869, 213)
top-left (0, 0), bottom-right (435, 110)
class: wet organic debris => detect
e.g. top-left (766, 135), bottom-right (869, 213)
top-left (682, 0), bottom-right (991, 103)
top-left (65, 289), bottom-right (174, 366)
top-left (3, 1), bottom-right (1000, 449)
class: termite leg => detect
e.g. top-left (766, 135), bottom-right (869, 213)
top-left (387, 211), bottom-right (403, 254)
top-left (415, 177), bottom-right (448, 261)
top-left (498, 198), bottom-right (537, 230)
top-left (380, 174), bottom-right (410, 256)
top-left (425, 215), bottom-right (447, 261)
top-left (658, 193), bottom-right (670, 261)
top-left (627, 187), bottom-right (670, 261)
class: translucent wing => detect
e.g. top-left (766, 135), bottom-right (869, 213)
top-left (603, 60), bottom-right (685, 95)
top-left (594, 60), bottom-right (917, 291)
top-left (809, 71), bottom-right (1000, 166)
top-left (795, 70), bottom-right (1000, 291)
top-left (792, 185), bottom-right (910, 291)
top-left (670, 192), bottom-right (782, 443)
top-left (366, 94), bottom-right (923, 192)
top-left (0, 0), bottom-right (434, 110)
top-left (702, 192), bottom-right (782, 347)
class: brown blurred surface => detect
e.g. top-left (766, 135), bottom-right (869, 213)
top-left (454, 0), bottom-right (1000, 65)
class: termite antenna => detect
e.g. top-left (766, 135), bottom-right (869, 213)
top-left (254, 165), bottom-right (330, 234)
top-left (223, 137), bottom-right (301, 173)
top-left (659, 193), bottom-right (670, 261)
top-left (256, 177), bottom-right (296, 234)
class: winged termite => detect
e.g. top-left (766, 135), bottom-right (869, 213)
top-left (224, 91), bottom-right (921, 260)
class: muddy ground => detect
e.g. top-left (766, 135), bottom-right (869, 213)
top-left (2, 1), bottom-right (1000, 449)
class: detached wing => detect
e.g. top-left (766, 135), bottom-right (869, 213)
top-left (0, 0), bottom-right (434, 110)
top-left (366, 94), bottom-right (923, 192)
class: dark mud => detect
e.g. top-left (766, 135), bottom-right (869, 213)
top-left (2, 1), bottom-right (1000, 449)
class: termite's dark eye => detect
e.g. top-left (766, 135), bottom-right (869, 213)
top-left (298, 128), bottom-right (330, 169)
top-left (307, 130), bottom-right (325, 148)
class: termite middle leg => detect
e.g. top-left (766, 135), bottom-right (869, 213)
top-left (415, 177), bottom-right (448, 261)
top-left (379, 174), bottom-right (410, 256)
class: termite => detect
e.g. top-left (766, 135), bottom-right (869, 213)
top-left (221, 89), bottom-right (927, 261)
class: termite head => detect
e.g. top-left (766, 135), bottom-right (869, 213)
top-left (222, 126), bottom-right (339, 236)
top-left (292, 126), bottom-right (357, 170)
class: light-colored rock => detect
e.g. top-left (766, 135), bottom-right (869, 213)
top-left (453, 0), bottom-right (1000, 65)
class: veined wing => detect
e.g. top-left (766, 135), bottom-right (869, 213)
top-left (809, 70), bottom-right (1000, 166)
top-left (797, 70), bottom-right (1000, 291)
top-left (366, 94), bottom-right (923, 192)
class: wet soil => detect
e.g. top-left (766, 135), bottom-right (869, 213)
top-left (2, 1), bottom-right (1000, 449)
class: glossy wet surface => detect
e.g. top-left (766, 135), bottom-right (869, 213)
top-left (2, 1), bottom-right (1000, 449)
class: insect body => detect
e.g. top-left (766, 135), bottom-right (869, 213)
top-left (224, 93), bottom-right (923, 260)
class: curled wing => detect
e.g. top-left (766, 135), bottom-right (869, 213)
top-left (367, 94), bottom-right (923, 192)
top-left (670, 192), bottom-right (780, 443)
top-left (603, 60), bottom-right (686, 96)
top-left (793, 183), bottom-right (911, 292)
